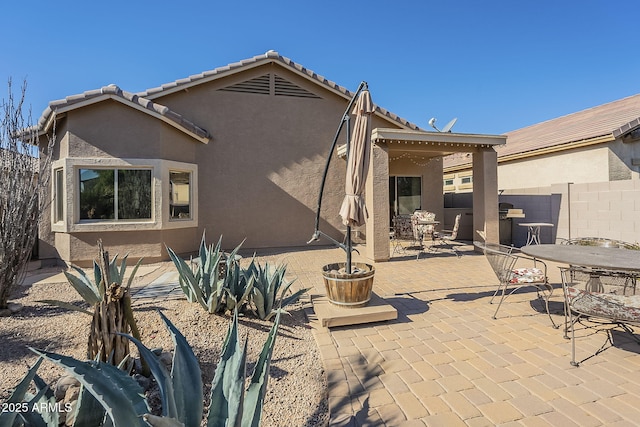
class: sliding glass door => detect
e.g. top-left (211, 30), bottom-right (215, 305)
top-left (389, 176), bottom-right (422, 224)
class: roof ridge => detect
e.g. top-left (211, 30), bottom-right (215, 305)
top-left (38, 84), bottom-right (210, 142)
top-left (137, 51), bottom-right (421, 131)
top-left (506, 93), bottom-right (640, 135)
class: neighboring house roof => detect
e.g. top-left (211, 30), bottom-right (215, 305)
top-left (137, 50), bottom-right (421, 131)
top-left (444, 93), bottom-right (640, 171)
top-left (37, 84), bottom-right (211, 143)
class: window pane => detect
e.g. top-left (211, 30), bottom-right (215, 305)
top-left (170, 171), bottom-right (191, 219)
top-left (80, 169), bottom-right (115, 220)
top-left (55, 169), bottom-right (64, 222)
top-left (396, 176), bottom-right (421, 215)
top-left (118, 169), bottom-right (152, 219)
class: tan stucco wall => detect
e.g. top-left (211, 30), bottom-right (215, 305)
top-left (40, 63), bottom-right (404, 264)
top-left (498, 146), bottom-right (611, 190)
top-left (388, 156), bottom-right (444, 221)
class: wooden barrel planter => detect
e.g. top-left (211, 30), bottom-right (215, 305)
top-left (322, 262), bottom-right (375, 308)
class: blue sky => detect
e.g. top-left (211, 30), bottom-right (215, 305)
top-left (2, 0), bottom-right (639, 135)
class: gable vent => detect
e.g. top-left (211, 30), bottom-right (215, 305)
top-left (274, 75), bottom-right (321, 99)
top-left (219, 74), bottom-right (270, 95)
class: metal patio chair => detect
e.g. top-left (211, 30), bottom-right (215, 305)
top-left (432, 214), bottom-right (462, 257)
top-left (475, 241), bottom-right (556, 327)
top-left (390, 215), bottom-right (415, 256)
top-left (560, 266), bottom-right (640, 366)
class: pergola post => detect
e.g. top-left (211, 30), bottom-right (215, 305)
top-left (365, 142), bottom-right (390, 261)
top-left (473, 148), bottom-right (499, 245)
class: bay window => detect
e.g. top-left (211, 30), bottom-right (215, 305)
top-left (79, 168), bottom-right (152, 221)
top-left (51, 158), bottom-right (197, 232)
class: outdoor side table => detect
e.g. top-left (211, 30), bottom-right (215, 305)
top-left (518, 222), bottom-right (554, 245)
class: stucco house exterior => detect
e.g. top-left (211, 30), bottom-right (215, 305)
top-left (444, 93), bottom-right (640, 190)
top-left (36, 51), bottom-right (505, 266)
top-left (443, 94), bottom-right (640, 245)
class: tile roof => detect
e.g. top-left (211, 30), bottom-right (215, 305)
top-left (137, 50), bottom-right (421, 131)
top-left (444, 93), bottom-right (640, 169)
top-left (37, 84), bottom-right (211, 143)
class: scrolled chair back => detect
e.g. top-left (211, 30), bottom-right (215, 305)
top-left (411, 210), bottom-right (436, 240)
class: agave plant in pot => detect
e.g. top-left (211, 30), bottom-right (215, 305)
top-left (308, 82), bottom-right (376, 308)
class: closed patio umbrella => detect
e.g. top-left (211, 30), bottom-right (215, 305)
top-left (339, 89), bottom-right (375, 273)
top-left (339, 89), bottom-right (375, 227)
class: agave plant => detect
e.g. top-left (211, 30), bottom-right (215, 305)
top-left (248, 261), bottom-right (309, 321)
top-left (12, 309), bottom-right (280, 427)
top-left (0, 357), bottom-right (55, 427)
top-left (223, 256), bottom-right (255, 313)
top-left (167, 232), bottom-right (250, 314)
top-left (41, 239), bottom-right (143, 366)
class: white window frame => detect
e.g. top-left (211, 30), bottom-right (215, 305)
top-left (169, 169), bottom-right (193, 221)
top-left (53, 168), bottom-right (65, 223)
top-left (51, 158), bottom-right (197, 233)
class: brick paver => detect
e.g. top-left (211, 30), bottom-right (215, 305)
top-left (132, 243), bottom-right (640, 426)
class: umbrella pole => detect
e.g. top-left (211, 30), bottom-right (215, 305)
top-left (345, 111), bottom-right (352, 274)
top-left (307, 81), bottom-right (368, 249)
top-left (346, 225), bottom-right (352, 273)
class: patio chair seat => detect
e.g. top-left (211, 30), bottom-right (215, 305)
top-left (566, 287), bottom-right (640, 324)
top-left (510, 267), bottom-right (546, 284)
top-left (475, 241), bottom-right (556, 327)
top-left (561, 266), bottom-right (640, 366)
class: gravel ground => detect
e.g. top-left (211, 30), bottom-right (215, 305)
top-left (0, 264), bottom-right (328, 427)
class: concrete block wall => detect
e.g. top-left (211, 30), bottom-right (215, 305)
top-left (500, 179), bottom-right (640, 247)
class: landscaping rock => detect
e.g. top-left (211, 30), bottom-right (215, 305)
top-left (55, 375), bottom-right (81, 401)
top-left (0, 303), bottom-right (24, 317)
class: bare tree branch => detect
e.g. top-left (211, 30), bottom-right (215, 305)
top-left (0, 78), bottom-right (55, 310)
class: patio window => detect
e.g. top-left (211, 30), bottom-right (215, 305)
top-left (54, 168), bottom-right (64, 223)
top-left (389, 176), bottom-right (422, 224)
top-left (169, 171), bottom-right (191, 220)
top-left (79, 168), bottom-right (152, 221)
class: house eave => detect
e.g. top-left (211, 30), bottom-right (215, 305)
top-left (38, 94), bottom-right (211, 144)
top-left (372, 128), bottom-right (506, 147)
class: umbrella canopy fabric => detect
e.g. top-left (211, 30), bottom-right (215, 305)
top-left (339, 89), bottom-right (375, 227)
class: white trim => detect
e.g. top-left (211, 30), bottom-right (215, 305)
top-left (52, 158), bottom-right (198, 233)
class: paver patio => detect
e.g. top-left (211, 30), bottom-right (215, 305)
top-left (120, 242), bottom-right (640, 426)
top-left (249, 242), bottom-right (640, 426)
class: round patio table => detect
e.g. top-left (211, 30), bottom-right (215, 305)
top-left (521, 244), bottom-right (640, 271)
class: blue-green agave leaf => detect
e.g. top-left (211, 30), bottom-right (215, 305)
top-left (63, 270), bottom-right (101, 305)
top-left (24, 376), bottom-right (58, 427)
top-left (72, 383), bottom-right (106, 427)
top-left (118, 334), bottom-right (178, 419)
top-left (167, 246), bottom-right (207, 309)
top-left (20, 385), bottom-right (54, 427)
top-left (29, 349), bottom-right (148, 427)
top-left (206, 310), bottom-right (246, 427)
top-left (143, 414), bottom-right (185, 427)
top-left (242, 310), bottom-right (282, 427)
top-left (0, 356), bottom-right (43, 427)
top-left (158, 311), bottom-right (203, 427)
